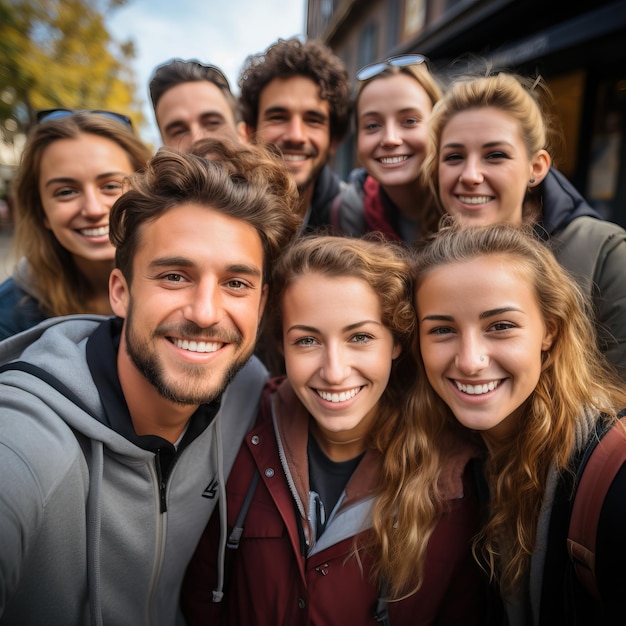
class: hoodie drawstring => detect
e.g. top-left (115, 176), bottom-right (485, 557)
top-left (212, 417), bottom-right (227, 602)
top-left (86, 439), bottom-right (104, 626)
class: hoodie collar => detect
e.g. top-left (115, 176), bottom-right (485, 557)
top-left (536, 167), bottom-right (602, 237)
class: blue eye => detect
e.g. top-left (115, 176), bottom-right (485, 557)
top-left (295, 336), bottom-right (317, 347)
top-left (350, 333), bottom-right (373, 344)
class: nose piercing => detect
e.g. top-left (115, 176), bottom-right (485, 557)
top-left (479, 355), bottom-right (485, 362)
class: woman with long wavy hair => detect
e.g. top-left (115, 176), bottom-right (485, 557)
top-left (413, 221), bottom-right (626, 624)
top-left (0, 111), bottom-right (151, 340)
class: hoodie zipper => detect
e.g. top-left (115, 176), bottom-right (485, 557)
top-left (147, 457), bottom-right (168, 625)
top-left (155, 448), bottom-right (168, 513)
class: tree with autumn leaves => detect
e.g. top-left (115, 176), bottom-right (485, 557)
top-left (0, 0), bottom-right (145, 154)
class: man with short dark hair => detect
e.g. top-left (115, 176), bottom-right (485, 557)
top-left (149, 58), bottom-right (239, 150)
top-left (0, 142), bottom-right (300, 625)
top-left (239, 37), bottom-right (351, 230)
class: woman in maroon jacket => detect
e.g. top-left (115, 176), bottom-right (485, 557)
top-left (181, 235), bottom-right (485, 625)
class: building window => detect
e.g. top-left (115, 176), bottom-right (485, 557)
top-left (587, 77), bottom-right (626, 225)
top-left (358, 21), bottom-right (378, 69)
top-left (387, 0), bottom-right (400, 52)
top-left (321, 0), bottom-right (333, 21)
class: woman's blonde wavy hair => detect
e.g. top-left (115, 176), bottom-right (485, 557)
top-left (13, 112), bottom-right (152, 317)
top-left (411, 220), bottom-right (626, 593)
top-left (269, 234), bottom-right (456, 597)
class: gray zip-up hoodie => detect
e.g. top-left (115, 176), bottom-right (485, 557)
top-left (0, 315), bottom-right (267, 626)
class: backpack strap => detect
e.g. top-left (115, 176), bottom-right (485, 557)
top-left (226, 468), bottom-right (260, 550)
top-left (567, 413), bottom-right (626, 601)
top-left (374, 578), bottom-right (390, 626)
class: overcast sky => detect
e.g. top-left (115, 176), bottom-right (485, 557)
top-left (107, 0), bottom-right (307, 146)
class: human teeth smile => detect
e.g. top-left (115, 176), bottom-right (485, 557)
top-left (282, 154), bottom-right (307, 162)
top-left (458, 196), bottom-right (492, 204)
top-left (317, 387), bottom-right (362, 403)
top-left (379, 156), bottom-right (408, 164)
top-left (80, 226), bottom-right (109, 237)
top-left (172, 338), bottom-right (222, 353)
top-left (454, 380), bottom-right (500, 395)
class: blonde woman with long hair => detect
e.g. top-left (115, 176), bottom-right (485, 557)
top-left (413, 221), bottom-right (626, 624)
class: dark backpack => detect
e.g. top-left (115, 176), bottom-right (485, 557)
top-left (567, 414), bottom-right (626, 601)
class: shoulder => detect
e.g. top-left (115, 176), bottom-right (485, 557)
top-left (0, 276), bottom-right (47, 340)
top-left (332, 180), bottom-right (367, 236)
top-left (0, 377), bottom-right (88, 503)
top-left (0, 315), bottom-right (107, 364)
top-left (559, 215), bottom-right (626, 241)
top-left (218, 356), bottom-right (269, 435)
top-left (551, 216), bottom-right (626, 284)
top-left (438, 432), bottom-right (483, 500)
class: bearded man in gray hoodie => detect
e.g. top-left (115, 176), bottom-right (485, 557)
top-left (0, 139), bottom-right (300, 626)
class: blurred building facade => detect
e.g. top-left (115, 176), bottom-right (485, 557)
top-left (307, 0), bottom-right (626, 228)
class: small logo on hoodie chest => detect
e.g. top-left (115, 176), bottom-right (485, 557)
top-left (202, 477), bottom-right (219, 499)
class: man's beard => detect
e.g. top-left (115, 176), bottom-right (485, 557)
top-left (124, 306), bottom-right (254, 405)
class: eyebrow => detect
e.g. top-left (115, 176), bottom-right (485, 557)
top-left (442, 140), bottom-right (514, 150)
top-left (286, 320), bottom-right (382, 334)
top-left (44, 172), bottom-right (128, 188)
top-left (199, 112), bottom-right (227, 122)
top-left (421, 306), bottom-right (523, 323)
top-left (148, 256), bottom-right (262, 278)
top-left (361, 106), bottom-right (423, 118)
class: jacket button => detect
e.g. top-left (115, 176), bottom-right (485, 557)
top-left (264, 468), bottom-right (275, 478)
top-left (251, 435), bottom-right (260, 445)
top-left (298, 598), bottom-right (306, 609)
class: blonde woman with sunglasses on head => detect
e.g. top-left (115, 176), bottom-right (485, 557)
top-left (0, 110), bottom-right (152, 340)
top-left (333, 55), bottom-right (443, 243)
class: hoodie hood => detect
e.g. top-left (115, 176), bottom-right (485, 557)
top-left (0, 315), bottom-right (139, 452)
top-left (538, 167), bottom-right (602, 236)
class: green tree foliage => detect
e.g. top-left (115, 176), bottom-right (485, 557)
top-left (0, 0), bottom-right (144, 147)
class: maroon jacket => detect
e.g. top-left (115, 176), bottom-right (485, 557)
top-left (182, 378), bottom-right (485, 625)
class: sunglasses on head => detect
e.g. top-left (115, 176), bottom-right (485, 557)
top-left (36, 108), bottom-right (134, 130)
top-left (356, 54), bottom-right (427, 82)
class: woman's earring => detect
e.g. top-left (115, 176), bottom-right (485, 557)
top-left (529, 178), bottom-right (536, 184)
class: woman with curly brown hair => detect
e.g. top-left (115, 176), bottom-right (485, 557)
top-left (182, 234), bottom-right (484, 625)
top-left (0, 110), bottom-right (152, 340)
